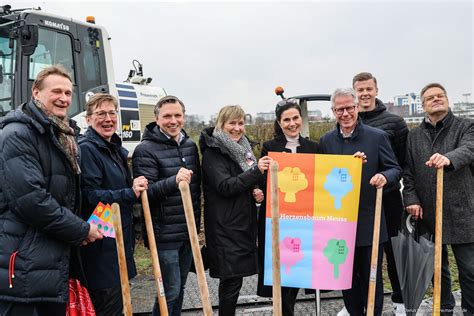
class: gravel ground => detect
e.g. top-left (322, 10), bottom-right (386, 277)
top-left (130, 273), bottom-right (464, 315)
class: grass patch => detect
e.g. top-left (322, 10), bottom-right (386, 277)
top-left (135, 239), bottom-right (152, 275)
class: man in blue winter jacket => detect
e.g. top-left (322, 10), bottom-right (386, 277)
top-left (132, 95), bottom-right (201, 316)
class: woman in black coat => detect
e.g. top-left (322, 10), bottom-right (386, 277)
top-left (200, 105), bottom-right (271, 315)
top-left (79, 94), bottom-right (148, 315)
top-left (257, 99), bottom-right (319, 316)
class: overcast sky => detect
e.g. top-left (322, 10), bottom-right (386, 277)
top-left (16, 0), bottom-right (474, 117)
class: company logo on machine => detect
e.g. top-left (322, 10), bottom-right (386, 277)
top-left (44, 20), bottom-right (70, 31)
top-left (140, 92), bottom-right (159, 99)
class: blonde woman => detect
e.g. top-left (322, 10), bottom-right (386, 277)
top-left (200, 105), bottom-right (271, 315)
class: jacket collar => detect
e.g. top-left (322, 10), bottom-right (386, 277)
top-left (0, 100), bottom-right (79, 136)
top-left (358, 98), bottom-right (386, 120)
top-left (272, 134), bottom-right (309, 152)
top-left (82, 127), bottom-right (122, 150)
top-left (335, 119), bottom-right (364, 141)
top-left (422, 109), bottom-right (454, 130)
top-left (142, 121), bottom-right (188, 146)
top-left (199, 126), bottom-right (254, 157)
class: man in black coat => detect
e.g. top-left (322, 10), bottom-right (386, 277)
top-left (404, 83), bottom-right (474, 315)
top-left (352, 72), bottom-right (408, 311)
top-left (132, 96), bottom-right (201, 316)
top-left (319, 87), bottom-right (401, 316)
top-left (0, 66), bottom-right (102, 315)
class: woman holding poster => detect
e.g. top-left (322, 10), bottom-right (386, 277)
top-left (79, 93), bottom-right (148, 315)
top-left (257, 98), bottom-right (319, 315)
top-left (200, 105), bottom-right (271, 315)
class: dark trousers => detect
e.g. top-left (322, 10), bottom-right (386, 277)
top-left (0, 301), bottom-right (66, 316)
top-left (382, 190), bottom-right (404, 303)
top-left (89, 286), bottom-right (123, 316)
top-left (439, 243), bottom-right (474, 316)
top-left (281, 287), bottom-right (299, 316)
top-left (152, 242), bottom-right (193, 316)
top-left (342, 245), bottom-right (384, 316)
top-left (218, 277), bottom-right (243, 315)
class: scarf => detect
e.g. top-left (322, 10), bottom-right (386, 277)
top-left (34, 100), bottom-right (81, 174)
top-left (212, 129), bottom-right (257, 172)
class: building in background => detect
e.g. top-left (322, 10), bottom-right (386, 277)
top-left (452, 100), bottom-right (474, 119)
top-left (393, 93), bottom-right (422, 115)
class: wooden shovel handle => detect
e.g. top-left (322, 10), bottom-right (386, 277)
top-left (367, 187), bottom-right (383, 316)
top-left (141, 191), bottom-right (168, 316)
top-left (179, 181), bottom-right (213, 316)
top-left (433, 168), bottom-right (443, 315)
top-left (270, 161), bottom-right (282, 316)
top-left (112, 203), bottom-right (133, 316)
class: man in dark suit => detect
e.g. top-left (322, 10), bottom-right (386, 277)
top-left (319, 87), bottom-right (401, 316)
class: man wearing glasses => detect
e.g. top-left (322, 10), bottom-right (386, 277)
top-left (347, 72), bottom-right (408, 315)
top-left (319, 87), bottom-right (401, 316)
top-left (403, 83), bottom-right (474, 315)
top-left (132, 95), bottom-right (201, 316)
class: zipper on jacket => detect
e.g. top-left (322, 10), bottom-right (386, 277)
top-left (177, 147), bottom-right (187, 168)
top-left (8, 251), bottom-right (18, 288)
top-left (7, 232), bottom-right (30, 289)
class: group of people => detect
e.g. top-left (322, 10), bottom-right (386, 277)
top-left (0, 65), bottom-right (472, 316)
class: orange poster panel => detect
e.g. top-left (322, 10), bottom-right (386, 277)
top-left (266, 152), bottom-right (315, 217)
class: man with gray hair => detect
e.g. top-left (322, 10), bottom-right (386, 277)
top-left (132, 95), bottom-right (201, 315)
top-left (319, 88), bottom-right (401, 316)
top-left (403, 83), bottom-right (474, 315)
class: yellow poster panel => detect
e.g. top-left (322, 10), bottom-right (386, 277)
top-left (313, 154), bottom-right (362, 222)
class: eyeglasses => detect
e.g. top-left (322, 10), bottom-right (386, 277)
top-left (333, 105), bottom-right (357, 115)
top-left (276, 98), bottom-right (299, 110)
top-left (423, 93), bottom-right (446, 102)
top-left (93, 110), bottom-right (118, 119)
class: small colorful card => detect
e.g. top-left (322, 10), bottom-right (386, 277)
top-left (87, 202), bottom-right (115, 238)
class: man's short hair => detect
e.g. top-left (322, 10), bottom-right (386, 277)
top-left (352, 72), bottom-right (377, 88)
top-left (85, 93), bottom-right (118, 116)
top-left (331, 88), bottom-right (358, 108)
top-left (32, 65), bottom-right (72, 92)
top-left (154, 95), bottom-right (185, 116)
top-left (214, 105), bottom-right (245, 131)
top-left (420, 83), bottom-right (447, 102)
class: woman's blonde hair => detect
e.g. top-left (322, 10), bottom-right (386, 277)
top-left (214, 105), bottom-right (245, 131)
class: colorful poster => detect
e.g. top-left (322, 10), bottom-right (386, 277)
top-left (87, 202), bottom-right (116, 238)
top-left (264, 152), bottom-right (362, 290)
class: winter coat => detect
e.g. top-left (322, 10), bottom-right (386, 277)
top-left (403, 111), bottom-right (474, 244)
top-left (132, 122), bottom-right (201, 249)
top-left (358, 99), bottom-right (409, 168)
top-left (0, 101), bottom-right (89, 304)
top-left (319, 120), bottom-right (401, 246)
top-left (79, 127), bottom-right (137, 290)
top-left (200, 127), bottom-right (264, 279)
top-left (257, 135), bottom-right (319, 297)
top-left (358, 99), bottom-right (408, 226)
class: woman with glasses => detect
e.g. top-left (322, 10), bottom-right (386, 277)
top-left (257, 99), bottom-right (319, 316)
top-left (200, 105), bottom-right (272, 315)
top-left (79, 93), bottom-right (148, 315)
